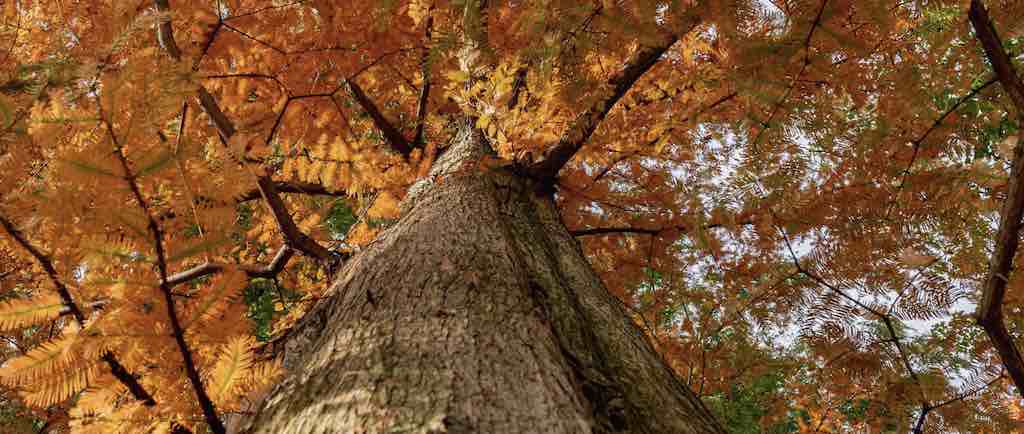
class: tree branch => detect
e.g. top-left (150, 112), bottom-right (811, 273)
top-left (60, 246), bottom-right (301, 316)
top-left (234, 180), bottom-right (346, 202)
top-left (255, 177), bottom-right (333, 261)
top-left (154, 0), bottom-right (334, 266)
top-left (777, 223), bottom-right (945, 430)
top-left (886, 76), bottom-right (997, 219)
top-left (968, 0), bottom-right (1024, 399)
top-left (154, 0), bottom-right (181, 61)
top-left (164, 245), bottom-right (297, 287)
top-left (749, 0), bottom-right (827, 153)
top-left (196, 85), bottom-right (237, 141)
top-left (413, 10), bottom-right (434, 148)
top-left (527, 21), bottom-right (699, 184)
top-left (344, 78), bottom-right (414, 155)
top-left (970, 1), bottom-right (1024, 110)
top-left (570, 219), bottom-right (753, 237)
top-left (912, 371), bottom-right (1005, 433)
top-left (102, 106), bottom-right (225, 434)
top-left (0, 212), bottom-right (159, 408)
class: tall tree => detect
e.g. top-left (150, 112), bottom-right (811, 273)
top-left (2, 0), bottom-right (1024, 433)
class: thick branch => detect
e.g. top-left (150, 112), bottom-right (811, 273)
top-left (155, 0), bottom-right (234, 143)
top-left (970, 1), bottom-right (1024, 111)
top-left (255, 177), bottom-right (333, 261)
top-left (197, 86), bottom-right (237, 140)
top-left (154, 0), bottom-right (182, 61)
top-left (527, 26), bottom-right (694, 183)
top-left (413, 12), bottom-right (434, 148)
top-left (345, 78), bottom-right (414, 155)
top-left (234, 180), bottom-right (346, 203)
top-left (61, 246), bottom-right (299, 316)
top-left (968, 0), bottom-right (1024, 399)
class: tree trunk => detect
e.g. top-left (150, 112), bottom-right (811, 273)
top-left (231, 124), bottom-right (723, 434)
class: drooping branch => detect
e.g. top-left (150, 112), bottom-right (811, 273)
top-left (527, 23), bottom-right (699, 184)
top-left (101, 105), bottom-right (226, 434)
top-left (968, 0), bottom-right (1024, 399)
top-left (0, 212), bottom-right (160, 408)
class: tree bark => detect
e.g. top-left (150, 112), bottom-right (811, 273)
top-left (231, 123), bottom-right (723, 434)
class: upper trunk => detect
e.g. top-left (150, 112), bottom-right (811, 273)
top-left (231, 124), bottom-right (723, 434)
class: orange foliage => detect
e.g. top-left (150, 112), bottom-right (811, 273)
top-left (1, 0), bottom-right (1024, 432)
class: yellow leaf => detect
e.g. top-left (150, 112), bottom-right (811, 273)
top-left (367, 191), bottom-right (400, 219)
top-left (208, 336), bottom-right (255, 404)
top-left (0, 324), bottom-right (81, 385)
top-left (184, 268), bottom-right (246, 328)
top-left (0, 294), bottom-right (65, 331)
top-left (24, 364), bottom-right (97, 406)
top-left (446, 70), bottom-right (471, 84)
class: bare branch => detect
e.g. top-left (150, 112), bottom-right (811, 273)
top-left (968, 0), bottom-right (1024, 399)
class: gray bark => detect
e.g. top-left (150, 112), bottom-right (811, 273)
top-left (231, 123), bottom-right (723, 434)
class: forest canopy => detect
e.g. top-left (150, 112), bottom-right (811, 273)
top-left (1, 0), bottom-right (1024, 433)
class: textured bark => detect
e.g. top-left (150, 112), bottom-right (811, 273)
top-left (231, 123), bottom-right (723, 434)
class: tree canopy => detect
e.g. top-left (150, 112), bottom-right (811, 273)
top-left (1, 0), bottom-right (1024, 432)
